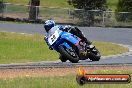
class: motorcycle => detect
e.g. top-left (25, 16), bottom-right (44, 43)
top-left (46, 26), bottom-right (101, 63)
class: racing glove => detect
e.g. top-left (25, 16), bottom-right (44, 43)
top-left (63, 25), bottom-right (72, 32)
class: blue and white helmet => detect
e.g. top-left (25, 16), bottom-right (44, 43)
top-left (44, 20), bottom-right (55, 32)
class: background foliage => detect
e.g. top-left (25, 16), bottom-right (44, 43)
top-left (116, 0), bottom-right (132, 21)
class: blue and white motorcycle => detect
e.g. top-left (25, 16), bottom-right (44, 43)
top-left (46, 26), bottom-right (101, 63)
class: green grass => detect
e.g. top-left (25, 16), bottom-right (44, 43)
top-left (39, 7), bottom-right (70, 21)
top-left (93, 41), bottom-right (128, 56)
top-left (5, 0), bottom-right (28, 5)
top-left (5, 0), bottom-right (72, 8)
top-left (0, 32), bottom-right (128, 64)
top-left (4, 0), bottom-right (120, 23)
top-left (0, 70), bottom-right (131, 88)
top-left (107, 0), bottom-right (119, 11)
top-left (0, 32), bottom-right (58, 63)
top-left (6, 4), bottom-right (28, 13)
top-left (5, 0), bottom-right (118, 10)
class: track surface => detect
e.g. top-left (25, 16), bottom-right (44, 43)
top-left (0, 23), bottom-right (132, 67)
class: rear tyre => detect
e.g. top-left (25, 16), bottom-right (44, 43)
top-left (59, 46), bottom-right (79, 63)
top-left (88, 48), bottom-right (101, 61)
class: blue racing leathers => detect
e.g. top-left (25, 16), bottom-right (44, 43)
top-left (44, 25), bottom-right (65, 50)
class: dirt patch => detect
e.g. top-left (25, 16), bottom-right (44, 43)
top-left (0, 68), bottom-right (76, 79)
top-left (0, 66), bottom-right (131, 79)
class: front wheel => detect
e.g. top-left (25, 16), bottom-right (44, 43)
top-left (59, 54), bottom-right (67, 62)
top-left (59, 46), bottom-right (79, 63)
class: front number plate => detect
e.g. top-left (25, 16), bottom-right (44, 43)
top-left (48, 31), bottom-right (59, 45)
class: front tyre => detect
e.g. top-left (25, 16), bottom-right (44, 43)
top-left (59, 46), bottom-right (79, 63)
top-left (59, 54), bottom-right (67, 62)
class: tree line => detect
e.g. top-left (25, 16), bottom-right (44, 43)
top-left (67, 0), bottom-right (132, 25)
top-left (1, 0), bottom-right (132, 24)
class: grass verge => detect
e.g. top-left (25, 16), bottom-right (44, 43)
top-left (0, 68), bottom-right (131, 88)
top-left (0, 32), bottom-right (128, 64)
top-left (5, 0), bottom-right (72, 8)
top-left (5, 0), bottom-right (118, 9)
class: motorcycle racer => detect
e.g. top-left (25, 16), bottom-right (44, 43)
top-left (43, 20), bottom-right (100, 62)
top-left (44, 20), bottom-right (91, 50)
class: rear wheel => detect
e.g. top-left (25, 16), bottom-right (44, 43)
top-left (59, 46), bottom-right (79, 63)
top-left (88, 47), bottom-right (101, 61)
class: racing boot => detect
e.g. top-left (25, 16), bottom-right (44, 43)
top-left (74, 27), bottom-right (92, 45)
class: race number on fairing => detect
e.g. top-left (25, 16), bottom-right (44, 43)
top-left (48, 30), bottom-right (59, 45)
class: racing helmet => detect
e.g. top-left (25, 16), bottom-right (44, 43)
top-left (44, 20), bottom-right (55, 32)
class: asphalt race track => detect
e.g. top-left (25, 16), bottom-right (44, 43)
top-left (0, 23), bottom-right (132, 67)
